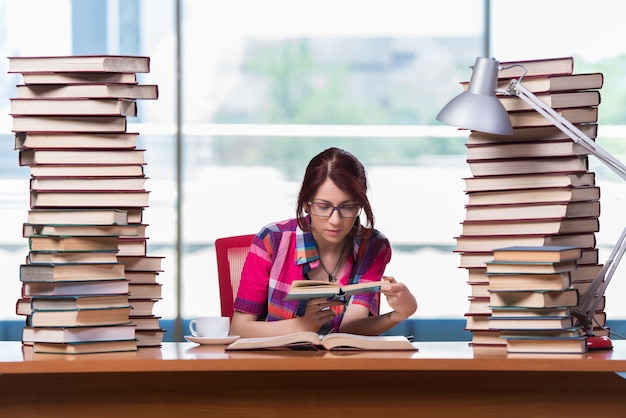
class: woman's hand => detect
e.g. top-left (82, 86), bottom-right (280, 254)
top-left (380, 276), bottom-right (418, 323)
top-left (299, 297), bottom-right (344, 331)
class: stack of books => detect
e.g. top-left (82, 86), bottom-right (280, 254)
top-left (455, 56), bottom-right (605, 346)
top-left (9, 55), bottom-right (165, 353)
top-left (486, 246), bottom-right (588, 354)
top-left (118, 254), bottom-right (164, 346)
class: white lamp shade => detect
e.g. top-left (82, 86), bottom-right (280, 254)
top-left (436, 57), bottom-right (513, 136)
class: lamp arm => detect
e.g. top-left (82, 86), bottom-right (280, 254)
top-left (507, 79), bottom-right (626, 332)
top-left (507, 80), bottom-right (626, 181)
top-left (573, 226), bottom-right (626, 331)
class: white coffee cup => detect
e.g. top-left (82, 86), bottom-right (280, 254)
top-left (189, 316), bottom-right (230, 338)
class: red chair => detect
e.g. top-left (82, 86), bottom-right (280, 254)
top-left (215, 234), bottom-right (255, 319)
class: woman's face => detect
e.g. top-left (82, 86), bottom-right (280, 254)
top-left (306, 178), bottom-right (358, 246)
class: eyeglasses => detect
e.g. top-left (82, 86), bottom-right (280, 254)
top-left (308, 201), bottom-right (362, 218)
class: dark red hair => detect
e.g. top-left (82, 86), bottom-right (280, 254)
top-left (296, 147), bottom-right (374, 237)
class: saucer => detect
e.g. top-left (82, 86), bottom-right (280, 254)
top-left (184, 335), bottom-right (240, 345)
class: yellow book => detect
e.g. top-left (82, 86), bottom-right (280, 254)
top-left (284, 279), bottom-right (387, 300)
top-left (226, 331), bottom-right (417, 351)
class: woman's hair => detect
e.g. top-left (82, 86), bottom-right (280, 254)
top-left (296, 147), bottom-right (374, 236)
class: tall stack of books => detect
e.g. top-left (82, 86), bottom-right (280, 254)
top-left (486, 246), bottom-right (587, 354)
top-left (9, 55), bottom-right (165, 353)
top-left (454, 56), bottom-right (606, 346)
top-left (118, 253), bottom-right (164, 347)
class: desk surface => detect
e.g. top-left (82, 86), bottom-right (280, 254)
top-left (3, 341), bottom-right (626, 417)
top-left (1, 340), bottom-right (626, 374)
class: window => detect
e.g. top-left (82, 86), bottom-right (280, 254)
top-left (1, 1), bottom-right (626, 338)
top-left (491, 0), bottom-right (626, 321)
top-left (178, 0), bottom-right (483, 321)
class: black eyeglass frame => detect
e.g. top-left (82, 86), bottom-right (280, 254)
top-left (307, 201), bottom-right (362, 218)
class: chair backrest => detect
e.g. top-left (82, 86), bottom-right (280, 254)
top-left (215, 234), bottom-right (255, 319)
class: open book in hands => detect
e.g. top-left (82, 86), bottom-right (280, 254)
top-left (284, 279), bottom-right (388, 301)
top-left (225, 331), bottom-right (417, 351)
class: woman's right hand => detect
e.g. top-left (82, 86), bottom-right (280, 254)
top-left (299, 297), bottom-right (343, 331)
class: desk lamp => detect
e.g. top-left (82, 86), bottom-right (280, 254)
top-left (437, 57), bottom-right (626, 350)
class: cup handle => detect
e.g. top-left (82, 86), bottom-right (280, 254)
top-left (189, 319), bottom-right (197, 337)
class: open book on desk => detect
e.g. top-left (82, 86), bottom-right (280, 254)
top-left (226, 331), bottom-right (417, 351)
top-left (284, 279), bottom-right (388, 301)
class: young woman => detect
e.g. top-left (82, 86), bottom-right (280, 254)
top-left (230, 147), bottom-right (417, 337)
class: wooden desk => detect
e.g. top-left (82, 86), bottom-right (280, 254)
top-left (1, 340), bottom-right (626, 417)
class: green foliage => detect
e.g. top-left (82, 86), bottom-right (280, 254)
top-left (226, 39), bottom-right (390, 124)
top-left (210, 136), bottom-right (465, 181)
top-left (212, 41), bottom-right (626, 175)
top-left (211, 38), bottom-right (473, 174)
top-left (575, 54), bottom-right (626, 125)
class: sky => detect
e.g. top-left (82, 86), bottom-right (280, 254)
top-left (4, 0), bottom-right (623, 62)
top-left (491, 0), bottom-right (625, 62)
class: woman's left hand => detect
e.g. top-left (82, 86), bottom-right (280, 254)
top-left (380, 276), bottom-right (418, 321)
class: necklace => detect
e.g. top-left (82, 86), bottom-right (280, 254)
top-left (319, 241), bottom-right (348, 283)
